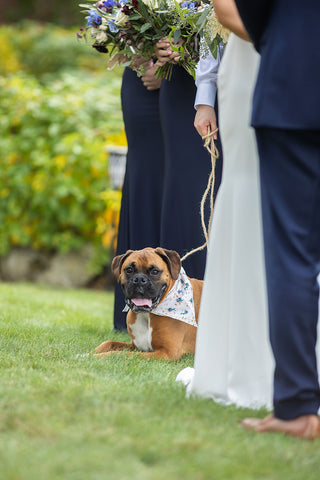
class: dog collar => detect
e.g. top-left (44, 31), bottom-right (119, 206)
top-left (151, 267), bottom-right (197, 327)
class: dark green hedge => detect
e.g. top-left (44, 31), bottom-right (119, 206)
top-left (0, 0), bottom-right (83, 27)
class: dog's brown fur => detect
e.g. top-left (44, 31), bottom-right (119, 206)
top-left (95, 247), bottom-right (203, 360)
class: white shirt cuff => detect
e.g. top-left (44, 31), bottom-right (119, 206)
top-left (194, 82), bottom-right (217, 110)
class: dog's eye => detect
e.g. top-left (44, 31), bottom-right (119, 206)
top-left (150, 268), bottom-right (160, 276)
top-left (125, 266), bottom-right (134, 275)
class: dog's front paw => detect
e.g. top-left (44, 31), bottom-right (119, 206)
top-left (95, 340), bottom-right (114, 354)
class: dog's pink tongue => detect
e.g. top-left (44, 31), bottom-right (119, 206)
top-left (131, 298), bottom-right (152, 308)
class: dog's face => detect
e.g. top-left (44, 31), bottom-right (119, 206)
top-left (112, 247), bottom-right (181, 313)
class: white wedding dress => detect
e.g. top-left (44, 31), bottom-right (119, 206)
top-left (177, 34), bottom-right (275, 409)
top-left (177, 34), bottom-right (320, 411)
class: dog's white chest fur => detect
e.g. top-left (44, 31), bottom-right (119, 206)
top-left (131, 313), bottom-right (153, 352)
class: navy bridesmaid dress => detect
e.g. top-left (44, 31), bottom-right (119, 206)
top-left (113, 67), bottom-right (165, 330)
top-left (159, 66), bottom-right (222, 280)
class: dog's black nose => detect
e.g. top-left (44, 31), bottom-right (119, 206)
top-left (133, 274), bottom-right (148, 286)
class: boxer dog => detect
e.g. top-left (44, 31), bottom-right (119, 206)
top-left (95, 247), bottom-right (203, 360)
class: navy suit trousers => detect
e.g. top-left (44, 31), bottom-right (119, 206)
top-left (256, 128), bottom-right (320, 420)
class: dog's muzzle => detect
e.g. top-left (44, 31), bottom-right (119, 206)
top-left (124, 275), bottom-right (167, 312)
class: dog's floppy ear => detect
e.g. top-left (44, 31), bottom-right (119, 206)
top-left (154, 248), bottom-right (181, 280)
top-left (111, 250), bottom-right (134, 282)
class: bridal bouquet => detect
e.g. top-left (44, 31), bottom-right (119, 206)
top-left (78, 0), bottom-right (215, 78)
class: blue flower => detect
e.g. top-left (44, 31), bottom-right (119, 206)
top-left (103, 0), bottom-right (117, 7)
top-left (87, 10), bottom-right (102, 27)
top-left (181, 1), bottom-right (197, 13)
top-left (108, 20), bottom-right (120, 33)
top-left (103, 0), bottom-right (117, 12)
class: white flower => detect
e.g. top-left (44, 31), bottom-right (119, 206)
top-left (166, 0), bottom-right (184, 7)
top-left (207, 10), bottom-right (230, 44)
top-left (99, 18), bottom-right (109, 31)
top-left (141, 0), bottom-right (159, 8)
top-left (115, 10), bottom-right (128, 26)
top-left (90, 26), bottom-right (100, 38)
top-left (96, 31), bottom-right (108, 42)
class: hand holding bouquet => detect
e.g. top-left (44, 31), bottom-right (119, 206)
top-left (78, 0), bottom-right (230, 78)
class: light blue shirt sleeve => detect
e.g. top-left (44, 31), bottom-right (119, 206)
top-left (194, 44), bottom-right (223, 110)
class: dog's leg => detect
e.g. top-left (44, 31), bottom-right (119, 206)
top-left (136, 349), bottom-right (177, 360)
top-left (94, 347), bottom-right (176, 360)
top-left (94, 350), bottom-right (172, 360)
top-left (95, 340), bottom-right (136, 354)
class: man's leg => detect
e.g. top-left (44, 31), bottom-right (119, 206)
top-left (243, 128), bottom-right (320, 438)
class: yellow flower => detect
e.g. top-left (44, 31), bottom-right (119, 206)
top-left (7, 152), bottom-right (19, 166)
top-left (81, 178), bottom-right (90, 187)
top-left (96, 217), bottom-right (106, 235)
top-left (53, 154), bottom-right (67, 170)
top-left (102, 229), bottom-right (115, 248)
top-left (0, 30), bottom-right (21, 75)
top-left (0, 188), bottom-right (10, 198)
top-left (103, 208), bottom-right (114, 225)
top-left (90, 166), bottom-right (100, 179)
top-left (10, 234), bottom-right (20, 245)
top-left (106, 129), bottom-right (127, 147)
top-left (23, 225), bottom-right (33, 235)
top-left (32, 173), bottom-right (46, 192)
top-left (11, 118), bottom-right (21, 127)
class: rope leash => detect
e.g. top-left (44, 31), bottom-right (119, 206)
top-left (181, 127), bottom-right (219, 263)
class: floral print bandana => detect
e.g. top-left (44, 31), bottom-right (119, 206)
top-left (152, 267), bottom-right (197, 327)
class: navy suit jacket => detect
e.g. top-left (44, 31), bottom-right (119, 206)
top-left (235, 0), bottom-right (320, 129)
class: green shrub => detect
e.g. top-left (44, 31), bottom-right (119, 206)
top-left (0, 22), bottom-right (120, 79)
top-left (0, 0), bottom-right (83, 26)
top-left (0, 22), bottom-right (126, 274)
top-left (0, 28), bottom-right (22, 76)
top-left (0, 70), bottom-right (124, 271)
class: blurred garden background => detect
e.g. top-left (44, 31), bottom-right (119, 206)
top-left (0, 0), bottom-right (126, 288)
top-left (2, 6), bottom-right (320, 480)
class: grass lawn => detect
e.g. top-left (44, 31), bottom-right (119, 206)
top-left (0, 282), bottom-right (319, 480)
